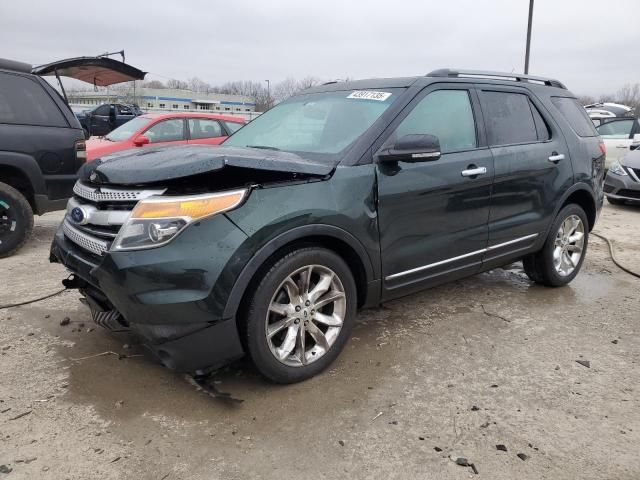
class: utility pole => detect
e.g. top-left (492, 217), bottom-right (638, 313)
top-left (524, 0), bottom-right (534, 74)
top-left (265, 79), bottom-right (271, 109)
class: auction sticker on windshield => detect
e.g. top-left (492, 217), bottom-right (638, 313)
top-left (347, 91), bottom-right (392, 101)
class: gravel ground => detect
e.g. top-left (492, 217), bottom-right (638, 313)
top-left (0, 203), bottom-right (639, 480)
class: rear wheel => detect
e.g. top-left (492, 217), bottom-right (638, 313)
top-left (0, 182), bottom-right (34, 258)
top-left (523, 204), bottom-right (588, 287)
top-left (244, 247), bottom-right (357, 383)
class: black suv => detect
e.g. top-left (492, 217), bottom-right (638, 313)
top-left (50, 69), bottom-right (605, 383)
top-left (75, 103), bottom-right (143, 138)
top-left (1, 58), bottom-right (86, 257)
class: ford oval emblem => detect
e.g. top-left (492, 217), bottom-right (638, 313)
top-left (70, 207), bottom-right (86, 224)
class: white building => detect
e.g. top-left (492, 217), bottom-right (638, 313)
top-left (68, 87), bottom-right (257, 116)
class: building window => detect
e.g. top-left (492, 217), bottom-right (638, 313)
top-left (159, 103), bottom-right (166, 109)
top-left (224, 107), bottom-right (230, 111)
top-left (199, 104), bottom-right (207, 110)
top-left (172, 104), bottom-right (178, 109)
top-left (183, 105), bottom-right (190, 110)
top-left (215, 106), bottom-right (220, 110)
top-left (235, 107), bottom-right (241, 111)
top-left (245, 108), bottom-right (251, 112)
top-left (147, 103), bottom-right (154, 108)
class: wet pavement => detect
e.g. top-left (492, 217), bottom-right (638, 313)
top-left (1, 203), bottom-right (639, 479)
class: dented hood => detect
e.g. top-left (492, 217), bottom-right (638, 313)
top-left (79, 145), bottom-right (334, 185)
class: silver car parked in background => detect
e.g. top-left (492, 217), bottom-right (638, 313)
top-left (604, 148), bottom-right (640, 205)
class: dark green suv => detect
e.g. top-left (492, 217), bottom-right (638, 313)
top-left (50, 69), bottom-right (605, 383)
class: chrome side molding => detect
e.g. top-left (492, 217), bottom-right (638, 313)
top-left (385, 233), bottom-right (539, 281)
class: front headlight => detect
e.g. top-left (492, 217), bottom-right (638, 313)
top-left (111, 189), bottom-right (247, 251)
top-left (609, 161), bottom-right (628, 176)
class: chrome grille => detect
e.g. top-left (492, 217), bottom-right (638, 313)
top-left (73, 181), bottom-right (165, 202)
top-left (64, 181), bottom-right (169, 257)
top-left (63, 219), bottom-right (109, 256)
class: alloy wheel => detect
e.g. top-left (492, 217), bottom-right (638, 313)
top-left (265, 264), bottom-right (346, 367)
top-left (553, 214), bottom-right (585, 277)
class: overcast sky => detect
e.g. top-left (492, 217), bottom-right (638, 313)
top-left (1, 0), bottom-right (636, 96)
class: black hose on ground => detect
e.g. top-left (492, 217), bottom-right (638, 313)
top-left (592, 232), bottom-right (640, 279)
top-left (0, 288), bottom-right (68, 310)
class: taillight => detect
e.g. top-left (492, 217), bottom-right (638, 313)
top-left (598, 141), bottom-right (606, 155)
top-left (75, 139), bottom-right (87, 162)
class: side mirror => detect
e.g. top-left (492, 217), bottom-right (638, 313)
top-left (633, 133), bottom-right (640, 142)
top-left (133, 135), bottom-right (150, 147)
top-left (379, 134), bottom-right (441, 162)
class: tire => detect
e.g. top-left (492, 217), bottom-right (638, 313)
top-left (243, 247), bottom-right (357, 384)
top-left (523, 204), bottom-right (589, 287)
top-left (607, 196), bottom-right (626, 206)
top-left (0, 182), bottom-right (34, 258)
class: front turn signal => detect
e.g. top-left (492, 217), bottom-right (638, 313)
top-left (130, 189), bottom-right (247, 220)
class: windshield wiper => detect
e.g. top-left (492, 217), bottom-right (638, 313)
top-left (247, 145), bottom-right (281, 151)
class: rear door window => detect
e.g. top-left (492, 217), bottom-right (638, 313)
top-left (596, 119), bottom-right (634, 138)
top-left (480, 91), bottom-right (538, 145)
top-left (551, 97), bottom-right (598, 137)
top-left (530, 102), bottom-right (550, 141)
top-left (188, 118), bottom-right (223, 139)
top-left (0, 72), bottom-right (67, 127)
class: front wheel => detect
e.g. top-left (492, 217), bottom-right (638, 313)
top-left (523, 204), bottom-right (589, 287)
top-left (243, 247), bottom-right (357, 383)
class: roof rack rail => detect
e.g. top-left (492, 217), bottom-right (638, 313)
top-left (0, 58), bottom-right (32, 74)
top-left (427, 68), bottom-right (567, 89)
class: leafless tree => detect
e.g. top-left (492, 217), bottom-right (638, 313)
top-left (188, 77), bottom-right (211, 94)
top-left (297, 76), bottom-right (323, 90)
top-left (166, 78), bottom-right (189, 90)
top-left (597, 94), bottom-right (615, 103)
top-left (272, 77), bottom-right (299, 103)
top-left (141, 79), bottom-right (165, 89)
top-left (615, 83), bottom-right (640, 112)
top-left (577, 95), bottom-right (596, 106)
top-left (215, 80), bottom-right (272, 111)
top-left (271, 76), bottom-right (327, 104)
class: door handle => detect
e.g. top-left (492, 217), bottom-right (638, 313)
top-left (548, 153), bottom-right (565, 163)
top-left (461, 166), bottom-right (487, 177)
top-left (616, 145), bottom-right (629, 149)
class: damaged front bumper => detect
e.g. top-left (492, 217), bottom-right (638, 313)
top-left (50, 214), bottom-right (249, 374)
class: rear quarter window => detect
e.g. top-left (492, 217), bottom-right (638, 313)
top-left (0, 72), bottom-right (67, 127)
top-left (551, 97), bottom-right (598, 137)
top-left (480, 91), bottom-right (539, 146)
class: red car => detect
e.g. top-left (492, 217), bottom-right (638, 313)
top-left (86, 113), bottom-right (245, 161)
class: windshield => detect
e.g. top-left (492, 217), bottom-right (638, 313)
top-left (105, 116), bottom-right (151, 141)
top-left (224, 88), bottom-right (402, 157)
